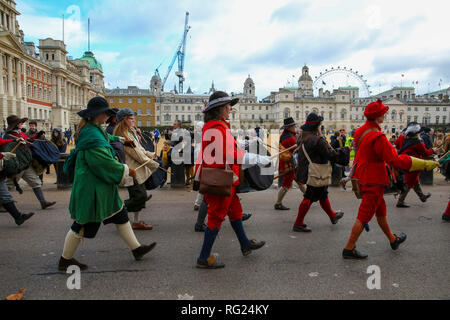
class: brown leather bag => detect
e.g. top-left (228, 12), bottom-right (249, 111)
top-left (199, 167), bottom-right (234, 197)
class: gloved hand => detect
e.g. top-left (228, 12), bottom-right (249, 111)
top-left (124, 140), bottom-right (136, 148)
top-left (2, 152), bottom-right (17, 161)
top-left (129, 168), bottom-right (137, 179)
top-left (409, 157), bottom-right (440, 172)
top-left (17, 137), bottom-right (26, 144)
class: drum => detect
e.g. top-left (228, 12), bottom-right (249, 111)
top-left (0, 141), bottom-right (33, 177)
top-left (139, 132), bottom-right (155, 153)
top-left (32, 140), bottom-right (60, 166)
top-left (144, 160), bottom-right (165, 190)
top-left (238, 144), bottom-right (274, 193)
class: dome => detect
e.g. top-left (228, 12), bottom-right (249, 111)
top-left (151, 74), bottom-right (161, 83)
top-left (244, 75), bottom-right (254, 85)
top-left (79, 51), bottom-right (103, 71)
top-left (299, 65), bottom-right (312, 82)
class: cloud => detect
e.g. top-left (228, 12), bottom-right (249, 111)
top-left (15, 0), bottom-right (450, 98)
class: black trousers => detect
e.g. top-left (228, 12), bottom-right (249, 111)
top-left (70, 207), bottom-right (129, 239)
top-left (125, 181), bottom-right (147, 212)
top-left (304, 185), bottom-right (329, 203)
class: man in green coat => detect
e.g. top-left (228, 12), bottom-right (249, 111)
top-left (58, 97), bottom-right (156, 271)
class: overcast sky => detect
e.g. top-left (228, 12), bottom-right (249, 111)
top-left (17, 0), bottom-right (450, 99)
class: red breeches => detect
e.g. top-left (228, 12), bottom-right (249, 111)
top-left (281, 171), bottom-right (295, 189)
top-left (356, 184), bottom-right (387, 224)
top-left (204, 187), bottom-right (243, 230)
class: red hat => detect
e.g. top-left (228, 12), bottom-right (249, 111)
top-left (364, 99), bottom-right (389, 119)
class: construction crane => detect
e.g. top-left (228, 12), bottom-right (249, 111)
top-left (161, 12), bottom-right (190, 93)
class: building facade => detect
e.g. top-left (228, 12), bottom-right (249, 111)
top-left (0, 0), bottom-right (104, 133)
top-left (106, 86), bottom-right (156, 128)
top-left (107, 64), bottom-right (450, 134)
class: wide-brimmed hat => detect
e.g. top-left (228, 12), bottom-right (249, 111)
top-left (281, 117), bottom-right (296, 130)
top-left (203, 91), bottom-right (239, 113)
top-left (7, 115), bottom-right (28, 131)
top-left (301, 113), bottom-right (324, 131)
top-left (78, 97), bottom-right (115, 120)
top-left (364, 99), bottom-right (389, 120)
top-left (116, 108), bottom-right (137, 122)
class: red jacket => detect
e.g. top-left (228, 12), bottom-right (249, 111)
top-left (394, 134), bottom-right (405, 151)
top-left (354, 121), bottom-right (411, 185)
top-left (399, 139), bottom-right (434, 188)
top-left (0, 137), bottom-right (14, 160)
top-left (196, 118), bottom-right (245, 186)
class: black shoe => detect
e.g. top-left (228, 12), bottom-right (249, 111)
top-left (275, 203), bottom-right (290, 211)
top-left (342, 247), bottom-right (368, 259)
top-left (58, 257), bottom-right (88, 271)
top-left (420, 194), bottom-right (431, 203)
top-left (241, 239), bottom-right (265, 256)
top-left (292, 224), bottom-right (312, 232)
top-left (195, 223), bottom-right (206, 232)
top-left (443, 214), bottom-right (450, 222)
top-left (41, 201), bottom-right (56, 210)
top-left (390, 233), bottom-right (407, 250)
top-left (331, 211), bottom-right (344, 224)
top-left (132, 243), bottom-right (157, 260)
top-left (396, 203), bottom-right (410, 208)
top-left (15, 212), bottom-right (35, 226)
top-left (242, 213), bottom-right (252, 222)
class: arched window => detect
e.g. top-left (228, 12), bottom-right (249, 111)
top-left (284, 108), bottom-right (290, 118)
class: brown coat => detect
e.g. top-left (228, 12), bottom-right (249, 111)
top-left (122, 130), bottom-right (159, 185)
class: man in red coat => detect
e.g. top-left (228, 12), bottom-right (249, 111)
top-left (275, 117), bottom-right (304, 210)
top-left (396, 123), bottom-right (437, 207)
top-left (343, 99), bottom-right (440, 259)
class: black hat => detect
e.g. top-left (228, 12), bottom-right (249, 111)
top-left (281, 117), bottom-right (296, 130)
top-left (78, 97), bottom-right (115, 120)
top-left (106, 108), bottom-right (119, 124)
top-left (301, 113), bottom-right (324, 131)
top-left (116, 108), bottom-right (137, 122)
top-left (7, 115), bottom-right (28, 131)
top-left (203, 91), bottom-right (239, 113)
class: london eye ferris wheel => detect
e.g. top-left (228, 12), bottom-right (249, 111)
top-left (312, 66), bottom-right (372, 98)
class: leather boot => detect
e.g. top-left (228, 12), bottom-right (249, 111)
top-left (3, 202), bottom-right (34, 226)
top-left (396, 188), bottom-right (410, 208)
top-left (413, 184), bottom-right (430, 203)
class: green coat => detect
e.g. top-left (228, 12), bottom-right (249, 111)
top-left (69, 123), bottom-right (126, 224)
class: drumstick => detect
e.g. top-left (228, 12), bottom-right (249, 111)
top-left (438, 150), bottom-right (450, 162)
top-left (10, 141), bottom-right (23, 154)
top-left (135, 160), bottom-right (174, 176)
top-left (269, 144), bottom-right (297, 160)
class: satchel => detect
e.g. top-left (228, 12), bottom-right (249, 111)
top-left (302, 143), bottom-right (332, 187)
top-left (199, 166), bottom-right (234, 197)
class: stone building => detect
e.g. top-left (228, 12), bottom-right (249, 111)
top-left (106, 86), bottom-right (156, 128)
top-left (0, 0), bottom-right (104, 133)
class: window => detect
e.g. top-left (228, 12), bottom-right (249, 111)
top-left (138, 120), bottom-right (142, 127)
top-left (437, 107), bottom-right (440, 111)
top-left (176, 106), bottom-right (179, 111)
top-left (329, 112), bottom-right (333, 120)
top-left (407, 116), bottom-right (411, 123)
top-left (110, 98), bottom-right (114, 103)
top-left (128, 98), bottom-right (132, 104)
top-left (444, 108), bottom-right (447, 112)
top-left (443, 116), bottom-right (447, 123)
top-left (188, 115), bottom-right (191, 122)
top-left (147, 108), bottom-right (151, 115)
top-left (436, 116), bottom-right (440, 124)
top-left (147, 120), bottom-right (151, 127)
top-left (137, 108), bottom-right (142, 115)
top-left (52, 54), bottom-right (55, 60)
top-left (27, 66), bottom-right (30, 76)
top-left (119, 98), bottom-right (123, 103)
top-left (137, 98), bottom-right (141, 103)
top-left (425, 107), bottom-right (429, 111)
top-left (182, 106), bottom-right (185, 111)
top-left (414, 107), bottom-right (418, 111)
top-left (182, 115), bottom-right (185, 121)
top-left (147, 98), bottom-right (151, 103)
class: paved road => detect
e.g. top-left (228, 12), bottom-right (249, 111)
top-left (0, 174), bottom-right (449, 300)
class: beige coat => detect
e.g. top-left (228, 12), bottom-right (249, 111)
top-left (122, 130), bottom-right (159, 185)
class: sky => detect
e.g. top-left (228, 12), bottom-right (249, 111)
top-left (16, 0), bottom-right (450, 99)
